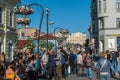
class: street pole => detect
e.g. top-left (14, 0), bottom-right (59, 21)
top-left (46, 7), bottom-right (49, 53)
top-left (28, 3), bottom-right (44, 53)
top-left (54, 27), bottom-right (64, 47)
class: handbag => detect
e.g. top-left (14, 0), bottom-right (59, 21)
top-left (96, 60), bottom-right (107, 79)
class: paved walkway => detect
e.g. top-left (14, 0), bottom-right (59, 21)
top-left (68, 74), bottom-right (116, 80)
top-left (0, 70), bottom-right (117, 80)
top-left (38, 73), bottom-right (117, 80)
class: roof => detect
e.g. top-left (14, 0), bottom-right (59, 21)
top-left (17, 40), bottom-right (31, 49)
top-left (40, 34), bottom-right (57, 40)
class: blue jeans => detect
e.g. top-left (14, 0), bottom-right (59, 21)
top-left (100, 73), bottom-right (110, 80)
top-left (69, 65), bottom-right (74, 74)
top-left (111, 62), bottom-right (116, 74)
top-left (64, 64), bottom-right (69, 77)
top-left (86, 67), bottom-right (93, 78)
top-left (43, 64), bottom-right (47, 75)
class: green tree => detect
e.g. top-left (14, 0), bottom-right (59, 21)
top-left (48, 42), bottom-right (54, 49)
top-left (40, 40), bottom-right (54, 49)
top-left (40, 40), bottom-right (46, 48)
top-left (84, 39), bottom-right (89, 48)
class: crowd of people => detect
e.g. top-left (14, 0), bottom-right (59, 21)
top-left (0, 47), bottom-right (120, 80)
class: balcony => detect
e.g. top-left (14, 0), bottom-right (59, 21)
top-left (98, 12), bottom-right (108, 19)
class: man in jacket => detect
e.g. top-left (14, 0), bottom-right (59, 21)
top-left (55, 47), bottom-right (63, 80)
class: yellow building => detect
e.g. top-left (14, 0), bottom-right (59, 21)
top-left (0, 0), bottom-right (20, 60)
top-left (66, 32), bottom-right (87, 46)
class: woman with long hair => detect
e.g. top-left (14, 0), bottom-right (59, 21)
top-left (4, 63), bottom-right (21, 80)
top-left (83, 52), bottom-right (93, 79)
top-left (96, 51), bottom-right (118, 80)
top-left (115, 51), bottom-right (120, 79)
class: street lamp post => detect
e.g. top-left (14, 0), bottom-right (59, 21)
top-left (28, 3), bottom-right (44, 53)
top-left (53, 27), bottom-right (69, 47)
top-left (54, 27), bottom-right (64, 47)
top-left (46, 7), bottom-right (49, 53)
top-left (59, 29), bottom-right (69, 47)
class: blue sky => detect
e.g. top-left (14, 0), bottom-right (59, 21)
top-left (19, 0), bottom-right (91, 35)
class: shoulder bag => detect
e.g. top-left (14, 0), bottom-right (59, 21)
top-left (96, 59), bottom-right (107, 79)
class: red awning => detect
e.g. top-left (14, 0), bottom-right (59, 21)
top-left (17, 40), bottom-right (31, 49)
top-left (40, 34), bottom-right (57, 40)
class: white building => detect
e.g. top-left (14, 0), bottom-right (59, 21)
top-left (66, 32), bottom-right (86, 46)
top-left (0, 0), bottom-right (20, 61)
top-left (90, 0), bottom-right (120, 52)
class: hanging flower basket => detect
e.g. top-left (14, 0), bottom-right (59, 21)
top-left (16, 18), bottom-right (23, 24)
top-left (13, 6), bottom-right (20, 14)
top-left (14, 6), bottom-right (34, 15)
top-left (27, 8), bottom-right (34, 14)
top-left (24, 18), bottom-right (31, 25)
top-left (17, 18), bottom-right (31, 25)
top-left (60, 29), bottom-right (69, 34)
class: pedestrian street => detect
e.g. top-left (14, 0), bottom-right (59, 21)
top-left (38, 73), bottom-right (117, 80)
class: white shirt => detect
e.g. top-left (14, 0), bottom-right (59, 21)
top-left (77, 54), bottom-right (83, 64)
top-left (41, 54), bottom-right (48, 64)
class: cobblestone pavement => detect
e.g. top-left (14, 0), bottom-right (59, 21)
top-left (67, 74), bottom-right (116, 80)
top-left (38, 73), bottom-right (117, 80)
top-left (0, 71), bottom-right (117, 80)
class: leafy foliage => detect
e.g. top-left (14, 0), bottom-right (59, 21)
top-left (40, 40), bottom-right (54, 49)
top-left (84, 39), bottom-right (89, 48)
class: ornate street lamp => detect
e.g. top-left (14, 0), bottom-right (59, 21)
top-left (59, 29), bottom-right (69, 47)
top-left (60, 29), bottom-right (69, 35)
top-left (14, 4), bottom-right (34, 41)
top-left (14, 5), bottom-right (34, 27)
top-left (53, 27), bottom-right (69, 47)
top-left (14, 3), bottom-right (44, 53)
top-left (28, 3), bottom-right (44, 53)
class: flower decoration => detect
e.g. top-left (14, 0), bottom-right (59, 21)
top-left (60, 29), bottom-right (69, 34)
top-left (17, 18), bottom-right (31, 25)
top-left (13, 6), bottom-right (20, 14)
top-left (14, 6), bottom-right (34, 15)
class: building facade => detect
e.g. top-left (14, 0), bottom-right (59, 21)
top-left (66, 32), bottom-right (86, 46)
top-left (90, 0), bottom-right (120, 52)
top-left (17, 28), bottom-right (39, 39)
top-left (17, 28), bottom-right (46, 53)
top-left (0, 0), bottom-right (20, 60)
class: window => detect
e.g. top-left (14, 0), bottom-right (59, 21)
top-left (116, 18), bottom-right (120, 28)
top-left (0, 7), bottom-right (2, 23)
top-left (100, 18), bottom-right (104, 29)
top-left (99, 0), bottom-right (101, 13)
top-left (103, 0), bottom-right (106, 12)
top-left (117, 37), bottom-right (120, 51)
top-left (116, 0), bottom-right (120, 9)
top-left (10, 12), bottom-right (12, 27)
top-left (117, 37), bottom-right (120, 47)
